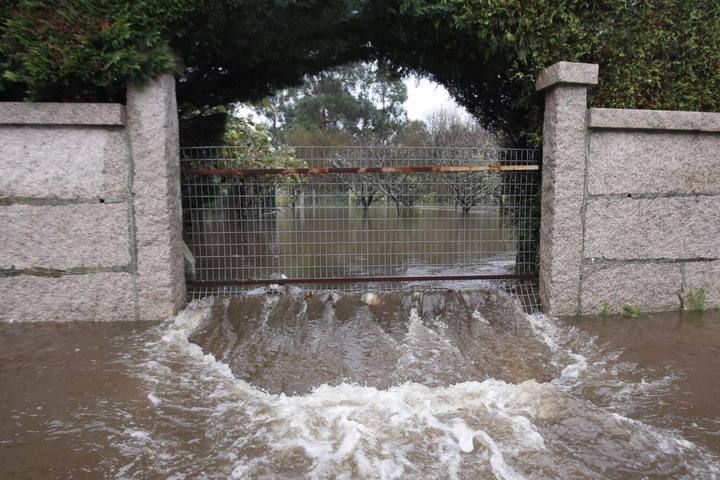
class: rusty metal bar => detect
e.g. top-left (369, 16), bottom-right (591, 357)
top-left (181, 145), bottom-right (541, 309)
top-left (187, 274), bottom-right (537, 288)
top-left (182, 164), bottom-right (540, 177)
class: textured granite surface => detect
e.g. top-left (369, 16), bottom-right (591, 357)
top-left (0, 273), bottom-right (135, 322)
top-left (0, 75), bottom-right (185, 322)
top-left (536, 61), bottom-right (599, 91)
top-left (684, 261), bottom-right (720, 310)
top-left (0, 102), bottom-right (125, 126)
top-left (588, 108), bottom-right (720, 132)
top-left (588, 131), bottom-right (720, 195)
top-left (538, 62), bottom-right (720, 316)
top-left (126, 75), bottom-right (186, 321)
top-left (584, 196), bottom-right (720, 260)
top-left (537, 81), bottom-right (591, 316)
top-left (0, 127), bottom-right (130, 200)
top-left (580, 263), bottom-right (682, 314)
top-left (0, 203), bottom-right (130, 270)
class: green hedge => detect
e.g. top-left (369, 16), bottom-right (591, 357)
top-left (0, 0), bottom-right (190, 101)
top-left (3, 0), bottom-right (720, 145)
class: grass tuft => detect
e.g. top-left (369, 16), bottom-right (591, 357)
top-left (621, 304), bottom-right (640, 319)
top-left (686, 288), bottom-right (706, 313)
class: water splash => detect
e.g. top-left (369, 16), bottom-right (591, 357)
top-left (108, 290), bottom-right (720, 479)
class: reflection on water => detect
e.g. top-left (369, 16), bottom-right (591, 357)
top-left (1, 291), bottom-right (719, 479)
top-left (185, 205), bottom-right (519, 282)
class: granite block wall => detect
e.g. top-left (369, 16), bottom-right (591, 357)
top-left (0, 76), bottom-right (185, 322)
top-left (538, 62), bottom-right (720, 316)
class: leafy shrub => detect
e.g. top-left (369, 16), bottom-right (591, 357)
top-left (0, 0), bottom-right (190, 101)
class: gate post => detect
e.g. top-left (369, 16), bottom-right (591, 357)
top-left (536, 62), bottom-right (598, 316)
top-left (126, 75), bottom-right (186, 320)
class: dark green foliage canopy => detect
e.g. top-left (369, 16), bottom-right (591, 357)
top-left (0, 0), bottom-right (188, 101)
top-left (2, 1), bottom-right (719, 143)
top-left (1, 1), bottom-right (371, 106)
top-left (372, 0), bottom-right (720, 143)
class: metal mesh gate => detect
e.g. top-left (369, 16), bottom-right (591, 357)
top-left (180, 146), bottom-right (540, 309)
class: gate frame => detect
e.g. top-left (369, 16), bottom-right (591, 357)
top-left (180, 146), bottom-right (540, 300)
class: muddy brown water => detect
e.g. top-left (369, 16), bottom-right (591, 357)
top-left (1, 290), bottom-right (719, 479)
top-left (185, 206), bottom-right (518, 281)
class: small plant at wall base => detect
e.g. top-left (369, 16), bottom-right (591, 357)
top-left (622, 304), bottom-right (640, 319)
top-left (686, 288), bottom-right (706, 313)
top-left (600, 302), bottom-right (611, 318)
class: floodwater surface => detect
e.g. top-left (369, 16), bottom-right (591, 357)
top-left (186, 205), bottom-right (520, 282)
top-left (1, 290), bottom-right (719, 479)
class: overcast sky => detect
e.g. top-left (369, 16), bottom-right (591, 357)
top-left (403, 75), bottom-right (471, 122)
top-left (239, 75), bottom-right (471, 126)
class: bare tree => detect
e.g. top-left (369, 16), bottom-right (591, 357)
top-left (330, 144), bottom-right (424, 215)
top-left (423, 109), bottom-right (494, 149)
top-left (369, 145), bottom-right (423, 214)
top-left (330, 146), bottom-right (383, 215)
top-left (422, 109), bottom-right (500, 215)
top-left (380, 173), bottom-right (423, 214)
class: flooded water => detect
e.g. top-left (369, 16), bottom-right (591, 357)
top-left (185, 204), bottom-right (520, 282)
top-left (1, 290), bottom-right (719, 479)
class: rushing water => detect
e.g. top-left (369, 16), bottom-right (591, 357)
top-left (1, 289), bottom-right (719, 479)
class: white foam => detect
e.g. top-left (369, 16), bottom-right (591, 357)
top-left (121, 296), bottom-right (720, 479)
top-left (525, 312), bottom-right (591, 385)
top-left (361, 292), bottom-right (381, 306)
top-left (252, 379), bottom-right (550, 479)
top-left (472, 310), bottom-right (489, 325)
top-left (126, 429), bottom-right (150, 440)
top-left (448, 419), bottom-right (476, 452)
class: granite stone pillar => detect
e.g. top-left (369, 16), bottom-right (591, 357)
top-left (126, 76), bottom-right (186, 320)
top-left (536, 62), bottom-right (598, 317)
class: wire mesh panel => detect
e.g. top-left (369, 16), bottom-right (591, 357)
top-left (181, 146), bottom-right (540, 310)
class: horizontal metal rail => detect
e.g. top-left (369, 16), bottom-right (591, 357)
top-left (187, 273), bottom-right (536, 288)
top-left (181, 145), bottom-right (541, 309)
top-left (182, 164), bottom-right (539, 177)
